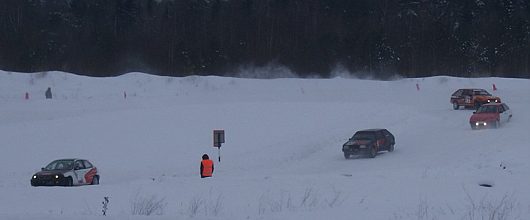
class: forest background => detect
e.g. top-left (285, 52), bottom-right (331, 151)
top-left (1, 0), bottom-right (529, 79)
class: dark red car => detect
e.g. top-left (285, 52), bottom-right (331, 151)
top-left (342, 129), bottom-right (395, 159)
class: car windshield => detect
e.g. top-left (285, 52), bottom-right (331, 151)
top-left (44, 160), bottom-right (74, 170)
top-left (476, 105), bottom-right (498, 113)
top-left (353, 132), bottom-right (375, 140)
top-left (473, 90), bottom-right (491, 96)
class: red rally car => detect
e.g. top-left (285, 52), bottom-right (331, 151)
top-left (469, 103), bottom-right (512, 129)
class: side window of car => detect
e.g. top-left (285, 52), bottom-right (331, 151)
top-left (55, 162), bottom-right (65, 170)
top-left (83, 160), bottom-right (93, 169)
top-left (503, 104), bottom-right (510, 110)
top-left (452, 90), bottom-right (462, 97)
top-left (375, 131), bottom-right (384, 140)
top-left (75, 161), bottom-right (85, 170)
top-left (498, 105), bottom-right (504, 113)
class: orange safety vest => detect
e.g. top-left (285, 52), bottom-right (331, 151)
top-left (201, 159), bottom-right (214, 177)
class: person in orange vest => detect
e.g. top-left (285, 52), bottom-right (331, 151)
top-left (200, 154), bottom-right (214, 178)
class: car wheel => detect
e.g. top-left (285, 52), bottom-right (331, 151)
top-left (91, 176), bottom-right (99, 185)
top-left (369, 146), bottom-right (377, 158)
top-left (452, 102), bottom-right (459, 110)
top-left (66, 177), bottom-right (73, 187)
top-left (388, 144), bottom-right (394, 152)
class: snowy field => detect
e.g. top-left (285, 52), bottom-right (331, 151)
top-left (0, 71), bottom-right (529, 220)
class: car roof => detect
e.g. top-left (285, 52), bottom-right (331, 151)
top-left (458, 88), bottom-right (486, 91)
top-left (357, 129), bottom-right (386, 132)
top-left (456, 88), bottom-right (489, 92)
top-left (54, 158), bottom-right (86, 161)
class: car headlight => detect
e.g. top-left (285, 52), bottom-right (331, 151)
top-left (33, 175), bottom-right (37, 179)
top-left (487, 100), bottom-right (491, 102)
top-left (55, 175), bottom-right (59, 179)
top-left (484, 122), bottom-right (487, 126)
top-left (476, 122), bottom-right (479, 126)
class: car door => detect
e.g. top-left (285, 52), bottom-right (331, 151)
top-left (82, 160), bottom-right (97, 184)
top-left (375, 131), bottom-right (385, 150)
top-left (462, 90), bottom-right (472, 105)
top-left (73, 160), bottom-right (88, 185)
top-left (500, 104), bottom-right (511, 123)
top-left (382, 129), bottom-right (394, 146)
top-left (497, 105), bottom-right (505, 123)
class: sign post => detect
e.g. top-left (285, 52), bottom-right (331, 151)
top-left (213, 130), bottom-right (225, 162)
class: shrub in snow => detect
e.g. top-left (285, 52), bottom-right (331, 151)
top-left (464, 194), bottom-right (517, 220)
top-left (187, 196), bottom-right (203, 217)
top-left (258, 187), bottom-right (346, 215)
top-left (186, 191), bottom-right (224, 217)
top-left (391, 194), bottom-right (518, 220)
top-left (101, 197), bottom-right (109, 216)
top-left (131, 193), bottom-right (167, 216)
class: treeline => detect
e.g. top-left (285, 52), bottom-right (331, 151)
top-left (1, 0), bottom-right (529, 78)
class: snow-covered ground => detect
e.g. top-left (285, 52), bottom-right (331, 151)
top-left (0, 71), bottom-right (529, 220)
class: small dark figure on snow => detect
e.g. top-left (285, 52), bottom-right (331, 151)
top-left (45, 87), bottom-right (52, 99)
top-left (200, 154), bottom-right (214, 178)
